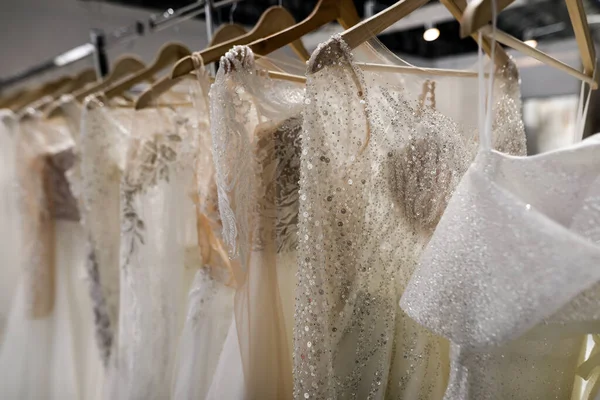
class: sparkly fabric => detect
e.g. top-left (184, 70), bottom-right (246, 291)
top-left (294, 35), bottom-right (526, 400)
top-left (208, 45), bottom-right (305, 399)
top-left (401, 134), bottom-right (600, 399)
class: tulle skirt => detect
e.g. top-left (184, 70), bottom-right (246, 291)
top-left (172, 269), bottom-right (235, 399)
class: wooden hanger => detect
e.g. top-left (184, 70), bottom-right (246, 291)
top-left (138, 17), bottom-right (308, 110)
top-left (135, 24), bottom-right (249, 110)
top-left (103, 42), bottom-right (190, 99)
top-left (11, 76), bottom-right (73, 112)
top-left (25, 68), bottom-right (98, 113)
top-left (339, 0), bottom-right (510, 66)
top-left (297, 0), bottom-right (507, 76)
top-left (171, 5), bottom-right (314, 79)
top-left (73, 56), bottom-right (146, 102)
top-left (0, 88), bottom-right (27, 109)
top-left (45, 55), bottom-right (146, 119)
top-left (69, 68), bottom-right (97, 91)
top-left (460, 0), bottom-right (597, 86)
top-left (441, 0), bottom-right (509, 67)
top-left (42, 68), bottom-right (96, 102)
top-left (244, 0), bottom-right (361, 60)
top-left (459, 0), bottom-right (515, 38)
top-left (478, 25), bottom-right (597, 88)
top-left (210, 23), bottom-right (248, 45)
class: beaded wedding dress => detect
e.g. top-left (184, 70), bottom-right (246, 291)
top-left (401, 60), bottom-right (600, 398)
top-left (207, 46), bottom-right (305, 399)
top-left (0, 108), bottom-right (103, 400)
top-left (294, 35), bottom-right (526, 400)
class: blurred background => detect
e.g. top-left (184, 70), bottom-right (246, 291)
top-left (1, 0), bottom-right (599, 151)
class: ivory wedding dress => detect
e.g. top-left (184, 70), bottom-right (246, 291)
top-left (207, 46), bottom-right (305, 399)
top-left (0, 109), bottom-right (102, 400)
top-left (401, 74), bottom-right (600, 399)
top-left (0, 110), bottom-right (21, 339)
top-left (295, 35), bottom-right (526, 400)
top-left (114, 103), bottom-right (200, 400)
top-left (171, 61), bottom-right (237, 400)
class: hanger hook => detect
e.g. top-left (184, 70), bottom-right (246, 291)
top-left (229, 2), bottom-right (237, 24)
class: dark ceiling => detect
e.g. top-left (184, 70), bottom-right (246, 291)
top-left (82, 0), bottom-right (600, 59)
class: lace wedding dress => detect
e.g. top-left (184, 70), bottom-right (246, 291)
top-left (207, 46), bottom-right (305, 399)
top-left (0, 109), bottom-right (103, 400)
top-left (294, 35), bottom-right (526, 400)
top-left (113, 102), bottom-right (198, 399)
top-left (401, 70), bottom-right (600, 398)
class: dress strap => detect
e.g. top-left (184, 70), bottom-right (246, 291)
top-left (477, 0), bottom-right (498, 151)
top-left (574, 67), bottom-right (595, 143)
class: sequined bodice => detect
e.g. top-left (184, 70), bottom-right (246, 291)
top-left (294, 35), bottom-right (526, 400)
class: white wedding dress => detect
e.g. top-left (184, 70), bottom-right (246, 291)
top-left (171, 61), bottom-right (237, 400)
top-left (294, 35), bottom-right (526, 399)
top-left (207, 46), bottom-right (305, 399)
top-left (0, 110), bottom-right (21, 339)
top-left (401, 57), bottom-right (600, 397)
top-left (0, 108), bottom-right (103, 400)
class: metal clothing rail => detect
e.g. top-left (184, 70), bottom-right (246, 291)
top-left (0, 0), bottom-right (241, 92)
top-left (0, 20), bottom-right (144, 92)
top-left (148, 0), bottom-right (241, 32)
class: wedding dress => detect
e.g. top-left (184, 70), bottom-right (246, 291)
top-left (207, 46), bottom-right (305, 399)
top-left (0, 110), bottom-right (21, 339)
top-left (401, 64), bottom-right (600, 398)
top-left (171, 62), bottom-right (237, 400)
top-left (77, 95), bottom-right (135, 378)
top-left (0, 109), bottom-right (103, 400)
top-left (294, 35), bottom-right (526, 400)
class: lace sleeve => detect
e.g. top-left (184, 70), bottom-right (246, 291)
top-left (209, 47), bottom-right (262, 260)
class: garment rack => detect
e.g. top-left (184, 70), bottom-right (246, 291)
top-left (0, 21), bottom-right (144, 93)
top-left (0, 0), bottom-right (242, 93)
top-left (149, 0), bottom-right (241, 32)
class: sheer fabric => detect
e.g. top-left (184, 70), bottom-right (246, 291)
top-left (295, 35), bottom-right (526, 400)
top-left (401, 132), bottom-right (600, 399)
top-left (207, 45), bottom-right (305, 399)
top-left (114, 97), bottom-right (201, 400)
top-left (173, 269), bottom-right (234, 400)
top-left (171, 66), bottom-right (238, 400)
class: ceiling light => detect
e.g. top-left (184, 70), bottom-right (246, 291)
top-left (524, 39), bottom-right (538, 48)
top-left (423, 27), bottom-right (440, 42)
